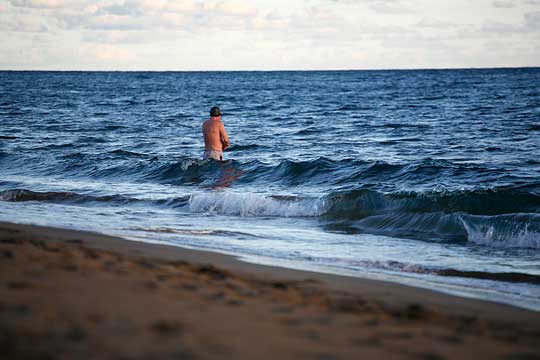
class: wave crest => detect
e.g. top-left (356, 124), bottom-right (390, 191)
top-left (189, 192), bottom-right (326, 217)
top-left (461, 214), bottom-right (540, 249)
top-left (0, 188), bottom-right (135, 204)
top-left (2, 186), bottom-right (538, 249)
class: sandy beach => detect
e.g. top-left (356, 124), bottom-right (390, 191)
top-left (1, 221), bottom-right (539, 360)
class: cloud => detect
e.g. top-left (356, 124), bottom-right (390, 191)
top-left (0, 14), bottom-right (49, 32)
top-left (134, 0), bottom-right (199, 13)
top-left (380, 35), bottom-right (456, 52)
top-left (98, 3), bottom-right (142, 16)
top-left (493, 0), bottom-right (516, 8)
top-left (84, 14), bottom-right (147, 30)
top-left (1, 0), bottom-right (539, 70)
top-left (80, 43), bottom-right (137, 62)
top-left (39, 0), bottom-right (262, 32)
top-left (369, 0), bottom-right (414, 14)
top-left (320, 0), bottom-right (414, 14)
top-left (82, 31), bottom-right (148, 44)
top-left (158, 12), bottom-right (187, 29)
top-left (416, 18), bottom-right (462, 28)
top-left (481, 20), bottom-right (517, 33)
top-left (163, 1), bottom-right (198, 13)
top-left (8, 0), bottom-right (63, 9)
top-left (251, 12), bottom-right (289, 31)
top-left (524, 11), bottom-right (540, 29)
top-left (203, 0), bottom-right (257, 17)
top-left (482, 11), bottom-right (540, 33)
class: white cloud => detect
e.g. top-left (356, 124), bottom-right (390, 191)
top-left (84, 14), bottom-right (146, 30)
top-left (525, 10), bottom-right (540, 30)
top-left (158, 12), bottom-right (187, 28)
top-left (203, 0), bottom-right (258, 17)
top-left (416, 18), bottom-right (462, 28)
top-left (82, 31), bottom-right (148, 44)
top-left (80, 43), bottom-right (137, 62)
top-left (8, 0), bottom-right (64, 9)
top-left (370, 1), bottom-right (414, 14)
top-left (0, 0), bottom-right (538, 70)
top-left (0, 14), bottom-right (49, 32)
top-left (251, 12), bottom-right (289, 31)
top-left (482, 11), bottom-right (540, 33)
top-left (162, 0), bottom-right (199, 13)
top-left (493, 0), bottom-right (516, 8)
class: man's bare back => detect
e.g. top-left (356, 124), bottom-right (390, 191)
top-left (202, 106), bottom-right (229, 160)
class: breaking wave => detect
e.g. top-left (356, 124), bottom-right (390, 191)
top-left (188, 192), bottom-right (326, 217)
top-left (187, 188), bottom-right (540, 249)
top-left (2, 186), bottom-right (539, 249)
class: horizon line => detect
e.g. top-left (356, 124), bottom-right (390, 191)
top-left (1, 66), bottom-right (539, 73)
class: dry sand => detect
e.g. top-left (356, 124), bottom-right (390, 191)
top-left (1, 221), bottom-right (539, 360)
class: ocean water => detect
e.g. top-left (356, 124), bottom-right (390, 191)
top-left (1, 69), bottom-right (539, 310)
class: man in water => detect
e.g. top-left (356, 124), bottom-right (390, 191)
top-left (202, 106), bottom-right (230, 161)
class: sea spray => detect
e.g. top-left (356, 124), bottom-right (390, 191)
top-left (460, 214), bottom-right (540, 249)
top-left (188, 191), bottom-right (327, 217)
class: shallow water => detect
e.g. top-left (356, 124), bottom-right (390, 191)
top-left (1, 69), bottom-right (539, 310)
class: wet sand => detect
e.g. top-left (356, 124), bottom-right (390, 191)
top-left (1, 221), bottom-right (539, 360)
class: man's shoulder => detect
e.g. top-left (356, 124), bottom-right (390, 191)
top-left (207, 119), bottom-right (223, 126)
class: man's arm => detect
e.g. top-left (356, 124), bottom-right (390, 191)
top-left (220, 122), bottom-right (230, 150)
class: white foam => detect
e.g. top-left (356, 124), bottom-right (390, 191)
top-left (179, 158), bottom-right (199, 171)
top-left (461, 217), bottom-right (540, 249)
top-left (188, 191), bottom-right (326, 217)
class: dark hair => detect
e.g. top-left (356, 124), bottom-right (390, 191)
top-left (210, 106), bottom-right (221, 117)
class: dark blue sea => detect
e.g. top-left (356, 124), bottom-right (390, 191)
top-left (1, 69), bottom-right (539, 310)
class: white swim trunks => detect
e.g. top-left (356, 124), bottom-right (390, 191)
top-left (203, 149), bottom-right (223, 161)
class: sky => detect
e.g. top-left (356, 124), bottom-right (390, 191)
top-left (0, 0), bottom-right (539, 70)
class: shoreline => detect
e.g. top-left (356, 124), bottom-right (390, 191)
top-left (1, 221), bottom-right (539, 359)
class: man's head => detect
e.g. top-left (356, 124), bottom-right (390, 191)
top-left (210, 106), bottom-right (221, 117)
